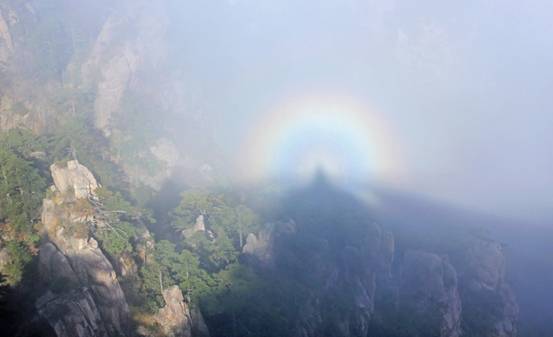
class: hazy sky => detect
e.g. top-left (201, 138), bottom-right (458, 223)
top-left (163, 0), bottom-right (553, 224)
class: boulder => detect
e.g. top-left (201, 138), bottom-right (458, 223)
top-left (153, 285), bottom-right (192, 337)
top-left (50, 160), bottom-right (99, 199)
top-left (242, 221), bottom-right (296, 266)
top-left (242, 228), bottom-right (274, 265)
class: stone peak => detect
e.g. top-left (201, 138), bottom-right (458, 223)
top-left (50, 160), bottom-right (99, 199)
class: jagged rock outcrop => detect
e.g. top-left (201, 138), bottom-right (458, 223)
top-left (152, 286), bottom-right (193, 337)
top-left (91, 42), bottom-right (139, 136)
top-left (80, 2), bottom-right (168, 137)
top-left (464, 238), bottom-right (508, 291)
top-left (0, 1), bottom-right (74, 133)
top-left (399, 250), bottom-right (462, 337)
top-left (293, 225), bottom-right (395, 337)
top-left (492, 285), bottom-right (518, 337)
top-left (137, 285), bottom-right (210, 337)
top-left (114, 252), bottom-right (138, 278)
top-left (459, 238), bottom-right (518, 337)
top-left (251, 182), bottom-right (399, 337)
top-left (37, 161), bottom-right (131, 337)
top-left (243, 224), bottom-right (275, 265)
top-left (243, 220), bottom-right (296, 267)
top-left (182, 214), bottom-right (207, 239)
top-left (243, 231), bottom-right (272, 263)
top-left (50, 160), bottom-right (99, 199)
top-left (0, 1), bottom-right (216, 189)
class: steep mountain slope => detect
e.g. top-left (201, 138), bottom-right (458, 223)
top-left (0, 0), bottom-right (219, 193)
top-left (38, 161), bottom-right (130, 337)
top-left (241, 180), bottom-right (518, 337)
top-left (0, 2), bottom-right (529, 337)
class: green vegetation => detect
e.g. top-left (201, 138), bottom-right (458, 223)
top-left (122, 187), bottom-right (304, 337)
top-left (2, 242), bottom-right (33, 285)
top-left (125, 189), bottom-right (262, 314)
top-left (45, 118), bottom-right (127, 191)
top-left (0, 147), bottom-right (46, 235)
top-left (0, 131), bottom-right (48, 284)
top-left (0, 123), bottom-right (126, 285)
top-left (0, 123), bottom-right (513, 337)
top-left (138, 261), bottom-right (166, 313)
top-left (96, 221), bottom-right (137, 256)
top-left (93, 187), bottom-right (155, 257)
top-left (172, 190), bottom-right (259, 271)
top-left (171, 190), bottom-right (223, 232)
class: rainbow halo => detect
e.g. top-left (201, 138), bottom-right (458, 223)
top-left (239, 95), bottom-right (401, 184)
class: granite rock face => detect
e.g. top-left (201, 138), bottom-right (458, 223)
top-left (80, 2), bottom-right (168, 137)
top-left (464, 239), bottom-right (508, 291)
top-left (38, 242), bottom-right (80, 286)
top-left (243, 220), bottom-right (296, 267)
top-left (459, 238), bottom-right (519, 337)
top-left (50, 160), bottom-right (99, 200)
top-left (244, 183), bottom-right (399, 337)
top-left (36, 288), bottom-right (109, 337)
top-left (37, 162), bottom-right (130, 337)
top-left (292, 226), bottom-right (394, 337)
top-left (399, 250), bottom-right (462, 337)
top-left (153, 286), bottom-right (193, 337)
top-left (242, 225), bottom-right (276, 266)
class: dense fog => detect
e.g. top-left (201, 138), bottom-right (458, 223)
top-left (0, 1), bottom-right (552, 337)
top-left (157, 0), bottom-right (553, 224)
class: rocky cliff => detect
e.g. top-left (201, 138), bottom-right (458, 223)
top-left (243, 182), bottom-right (519, 337)
top-left (151, 285), bottom-right (193, 337)
top-left (37, 160), bottom-right (130, 337)
top-left (459, 238), bottom-right (518, 337)
top-left (36, 160), bottom-right (207, 337)
top-left (0, 3), bottom-right (523, 336)
top-left (50, 160), bottom-right (99, 199)
top-left (0, 1), bottom-right (214, 190)
top-left (244, 182), bottom-right (397, 337)
top-left (80, 1), bottom-right (168, 138)
top-left (36, 288), bottom-right (109, 337)
top-left (399, 251), bottom-right (462, 337)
